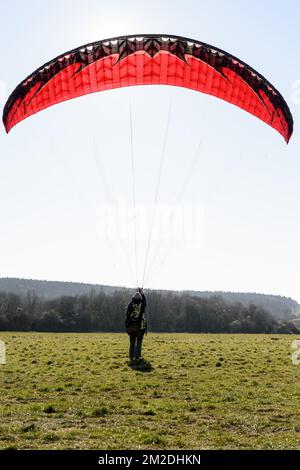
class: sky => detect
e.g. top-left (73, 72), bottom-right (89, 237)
top-left (0, 0), bottom-right (300, 301)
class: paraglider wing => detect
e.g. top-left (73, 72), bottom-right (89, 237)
top-left (3, 34), bottom-right (293, 142)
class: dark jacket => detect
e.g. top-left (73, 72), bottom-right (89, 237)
top-left (126, 293), bottom-right (147, 330)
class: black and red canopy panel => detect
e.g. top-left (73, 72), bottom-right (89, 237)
top-left (2, 34), bottom-right (293, 142)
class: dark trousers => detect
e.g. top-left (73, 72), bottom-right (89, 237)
top-left (129, 331), bottom-right (145, 359)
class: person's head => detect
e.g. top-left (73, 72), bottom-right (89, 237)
top-left (132, 291), bottom-right (142, 302)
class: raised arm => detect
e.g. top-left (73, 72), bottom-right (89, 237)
top-left (138, 288), bottom-right (146, 308)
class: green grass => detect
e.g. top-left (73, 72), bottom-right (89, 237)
top-left (0, 332), bottom-right (300, 449)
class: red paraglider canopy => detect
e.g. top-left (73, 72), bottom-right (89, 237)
top-left (2, 34), bottom-right (293, 142)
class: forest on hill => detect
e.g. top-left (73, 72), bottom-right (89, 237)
top-left (0, 278), bottom-right (299, 320)
top-left (0, 287), bottom-right (298, 334)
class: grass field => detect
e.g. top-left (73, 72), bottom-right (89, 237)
top-left (1, 332), bottom-right (300, 450)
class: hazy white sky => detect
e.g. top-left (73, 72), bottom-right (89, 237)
top-left (0, 0), bottom-right (299, 301)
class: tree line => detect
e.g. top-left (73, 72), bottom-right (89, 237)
top-left (0, 289), bottom-right (298, 334)
top-left (1, 278), bottom-right (298, 320)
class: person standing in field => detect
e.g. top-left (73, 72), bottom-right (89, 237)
top-left (125, 288), bottom-right (147, 362)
